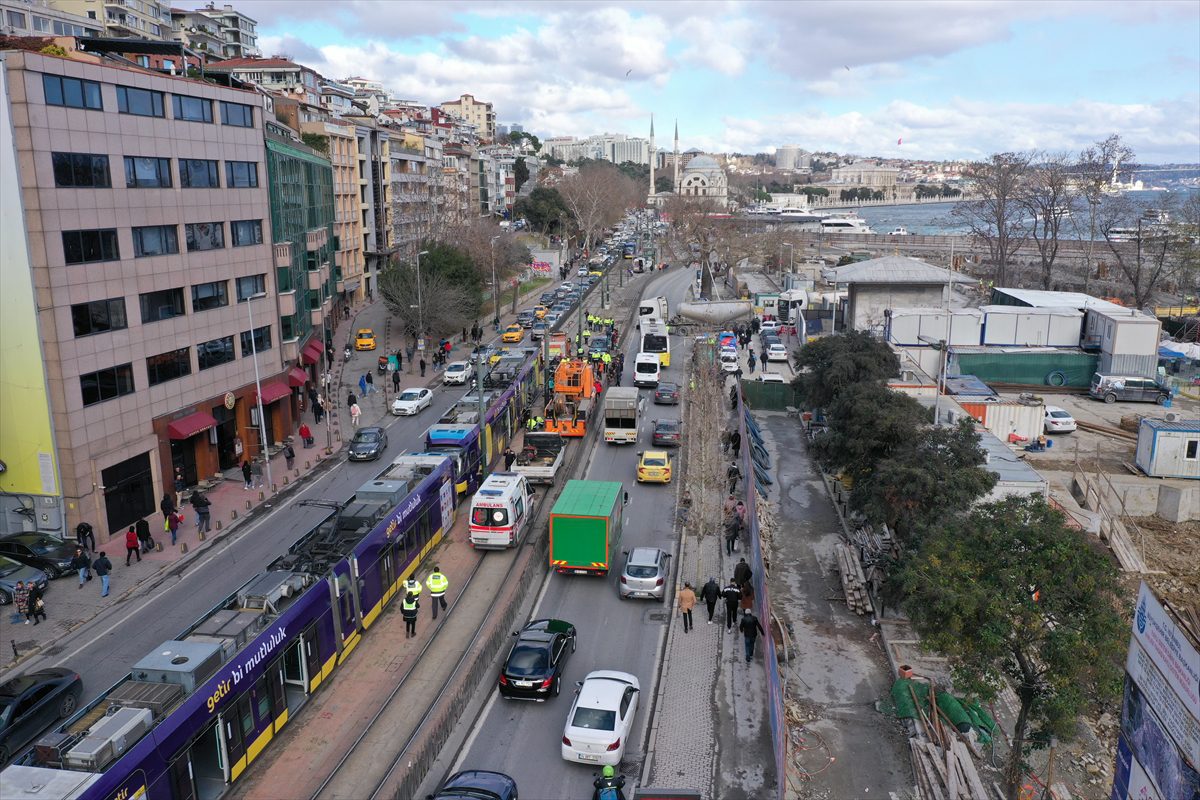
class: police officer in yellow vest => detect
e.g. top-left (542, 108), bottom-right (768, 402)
top-left (402, 591), bottom-right (419, 638)
top-left (426, 565), bottom-right (449, 619)
top-left (404, 576), bottom-right (422, 601)
top-left (601, 352), bottom-right (612, 369)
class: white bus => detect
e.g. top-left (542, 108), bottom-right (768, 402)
top-left (639, 320), bottom-right (671, 367)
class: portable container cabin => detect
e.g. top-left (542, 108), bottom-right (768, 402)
top-left (1134, 418), bottom-right (1200, 479)
top-left (886, 308), bottom-right (984, 347)
top-left (1083, 308), bottom-right (1161, 355)
top-left (979, 306), bottom-right (1083, 347)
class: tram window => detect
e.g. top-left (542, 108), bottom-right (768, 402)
top-left (237, 695), bottom-right (254, 740)
top-left (255, 675), bottom-right (272, 720)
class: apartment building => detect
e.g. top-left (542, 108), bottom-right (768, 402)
top-left (51, 0), bottom-right (171, 39)
top-left (1, 49), bottom-right (283, 537)
top-left (300, 118), bottom-right (364, 310)
top-left (169, 8), bottom-right (224, 59)
top-left (0, 0), bottom-right (101, 37)
top-left (194, 1), bottom-right (257, 60)
top-left (350, 118), bottom-right (392, 299)
top-left (206, 55), bottom-right (320, 106)
top-left (391, 134), bottom-right (429, 257)
top-left (439, 92), bottom-right (494, 143)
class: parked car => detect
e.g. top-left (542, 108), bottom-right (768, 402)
top-left (653, 382), bottom-right (680, 404)
top-left (0, 534), bottom-right (77, 579)
top-left (391, 387), bottom-right (433, 416)
top-left (1044, 405), bottom-right (1077, 433)
top-left (635, 450), bottom-right (672, 484)
top-left (1088, 373), bottom-right (1170, 404)
top-left (619, 547), bottom-right (671, 600)
top-left (443, 360), bottom-right (472, 385)
top-left (516, 312), bottom-right (536, 329)
top-left (0, 668), bottom-right (82, 764)
top-left (498, 618), bottom-right (577, 701)
top-left (0, 556), bottom-right (48, 605)
top-left (765, 342), bottom-right (789, 362)
top-left (428, 770), bottom-right (518, 800)
top-left (348, 427), bottom-right (388, 461)
top-left (560, 670), bottom-right (641, 766)
top-left (354, 328), bottom-right (377, 351)
top-left (759, 319), bottom-right (781, 335)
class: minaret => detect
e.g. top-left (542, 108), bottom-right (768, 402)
top-left (673, 120), bottom-right (680, 194)
top-left (647, 115), bottom-right (656, 206)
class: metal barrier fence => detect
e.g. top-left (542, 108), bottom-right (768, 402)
top-left (736, 380), bottom-right (787, 799)
top-left (741, 380), bottom-right (801, 411)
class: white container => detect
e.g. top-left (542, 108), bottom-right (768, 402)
top-left (1090, 309), bottom-right (1161, 357)
top-left (1135, 418), bottom-right (1200, 479)
top-left (885, 308), bottom-right (982, 347)
top-left (980, 306), bottom-right (1083, 347)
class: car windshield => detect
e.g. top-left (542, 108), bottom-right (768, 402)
top-left (399, 391), bottom-right (422, 401)
top-left (24, 537), bottom-right (59, 555)
top-left (357, 331), bottom-right (372, 339)
top-left (656, 423), bottom-right (679, 433)
top-left (448, 364), bottom-right (467, 373)
top-left (0, 557), bottom-right (23, 578)
top-left (643, 457), bottom-right (667, 467)
top-left (571, 705), bottom-right (616, 731)
top-left (354, 431), bottom-right (381, 443)
top-left (507, 645), bottom-right (549, 675)
top-left (626, 565), bottom-right (657, 578)
top-left (658, 384), bottom-right (677, 393)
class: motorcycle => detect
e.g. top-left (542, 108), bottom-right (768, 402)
top-left (591, 772), bottom-right (627, 800)
top-left (377, 355), bottom-right (389, 374)
top-left (343, 346), bottom-right (351, 363)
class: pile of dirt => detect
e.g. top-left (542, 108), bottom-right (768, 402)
top-left (1133, 517), bottom-right (1200, 616)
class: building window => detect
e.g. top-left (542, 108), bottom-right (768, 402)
top-left (185, 222), bottom-right (224, 251)
top-left (225, 160), bottom-right (258, 187)
top-left (32, 15), bottom-right (51, 32)
top-left (172, 94), bottom-right (212, 122)
top-left (71, 298), bottom-right (127, 337)
top-left (139, 288), bottom-right (185, 322)
top-left (179, 159), bottom-right (220, 188)
top-left (146, 347), bottom-right (192, 386)
top-left (1187, 440), bottom-right (1199, 460)
top-left (132, 225), bottom-right (179, 257)
top-left (240, 325), bottom-right (271, 356)
top-left (191, 280), bottom-right (228, 311)
top-left (280, 314), bottom-right (296, 341)
top-left (42, 74), bottom-right (102, 110)
top-left (231, 219), bottom-right (263, 247)
top-left (162, 59), bottom-right (175, 72)
top-left (52, 152), bottom-right (111, 188)
top-left (198, 336), bottom-right (235, 370)
top-left (136, 55), bottom-right (150, 68)
top-left (116, 86), bottom-right (165, 117)
top-left (81, 363), bottom-right (134, 406)
top-left (125, 156), bottom-right (172, 188)
top-left (220, 101), bottom-right (254, 127)
top-left (62, 229), bottom-right (119, 264)
top-left (7, 10), bottom-right (27, 29)
top-left (236, 274), bottom-right (266, 301)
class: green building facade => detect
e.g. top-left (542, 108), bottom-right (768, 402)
top-left (265, 130), bottom-right (337, 349)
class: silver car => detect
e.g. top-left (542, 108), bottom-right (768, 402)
top-left (618, 547), bottom-right (671, 600)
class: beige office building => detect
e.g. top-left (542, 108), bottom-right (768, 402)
top-left (50, 0), bottom-right (172, 39)
top-left (3, 50), bottom-right (283, 538)
top-left (439, 93), bottom-right (495, 143)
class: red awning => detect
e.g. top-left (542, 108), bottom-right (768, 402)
top-left (301, 340), bottom-right (324, 365)
top-left (287, 366), bottom-right (309, 387)
top-left (255, 381), bottom-right (293, 404)
top-left (167, 411), bottom-right (218, 440)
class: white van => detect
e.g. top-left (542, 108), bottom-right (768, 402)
top-left (468, 472), bottom-right (536, 550)
top-left (633, 353), bottom-right (661, 387)
top-left (719, 348), bottom-right (740, 373)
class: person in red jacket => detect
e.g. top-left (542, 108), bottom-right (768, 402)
top-left (124, 526), bottom-right (141, 566)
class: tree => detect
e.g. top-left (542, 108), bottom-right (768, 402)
top-left (514, 157), bottom-right (530, 193)
top-left (952, 152), bottom-right (1033, 286)
top-left (792, 330), bottom-right (900, 409)
top-left (300, 132), bottom-right (328, 154)
top-left (559, 162), bottom-right (636, 253)
top-left (850, 420), bottom-right (996, 547)
top-left (893, 496), bottom-right (1125, 800)
top-left (378, 246), bottom-right (480, 339)
top-left (1098, 192), bottom-right (1193, 307)
top-left (812, 383), bottom-right (930, 483)
top-left (1074, 134), bottom-right (1135, 293)
top-left (654, 175), bottom-right (673, 194)
top-left (662, 195), bottom-right (733, 298)
top-left (513, 187), bottom-right (570, 235)
top-left (1017, 153), bottom-right (1078, 290)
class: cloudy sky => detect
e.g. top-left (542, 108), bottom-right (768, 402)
top-left (243, 0), bottom-right (1199, 163)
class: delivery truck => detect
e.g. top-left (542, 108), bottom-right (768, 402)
top-left (549, 480), bottom-right (624, 575)
top-left (603, 387), bottom-right (642, 444)
top-left (512, 431), bottom-right (566, 485)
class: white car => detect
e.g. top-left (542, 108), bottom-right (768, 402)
top-left (561, 670), bottom-right (640, 767)
top-left (719, 348), bottom-right (740, 373)
top-left (443, 361), bottom-right (471, 385)
top-left (1044, 405), bottom-right (1077, 433)
top-left (765, 342), bottom-right (789, 362)
top-left (759, 319), bottom-right (781, 335)
top-left (391, 387), bottom-right (433, 416)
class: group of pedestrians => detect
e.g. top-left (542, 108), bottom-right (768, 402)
top-left (400, 565), bottom-right (451, 638)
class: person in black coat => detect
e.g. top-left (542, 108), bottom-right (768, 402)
top-left (721, 579), bottom-right (741, 631)
top-left (733, 557), bottom-right (752, 589)
top-left (739, 609), bottom-right (766, 662)
top-left (135, 517), bottom-right (153, 553)
top-left (700, 577), bottom-right (721, 623)
top-left (25, 582), bottom-right (47, 625)
top-left (160, 492), bottom-right (176, 522)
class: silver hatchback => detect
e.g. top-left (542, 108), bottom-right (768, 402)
top-left (618, 547), bottom-right (671, 600)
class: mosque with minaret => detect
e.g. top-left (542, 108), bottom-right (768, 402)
top-left (646, 115), bottom-right (729, 210)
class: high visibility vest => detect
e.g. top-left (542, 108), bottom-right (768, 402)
top-left (404, 579), bottom-right (422, 597)
top-left (402, 595), bottom-right (418, 611)
top-left (426, 571), bottom-right (448, 595)
top-left (582, 330), bottom-right (591, 338)
top-left (602, 353), bottom-right (612, 364)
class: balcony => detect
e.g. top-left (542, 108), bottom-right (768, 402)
top-left (310, 308), bottom-right (324, 328)
top-left (305, 228), bottom-right (328, 252)
top-left (307, 270), bottom-right (322, 291)
top-left (277, 290), bottom-right (297, 317)
top-left (274, 242), bottom-right (293, 269)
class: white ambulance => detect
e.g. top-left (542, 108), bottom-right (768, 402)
top-left (468, 472), bottom-right (537, 550)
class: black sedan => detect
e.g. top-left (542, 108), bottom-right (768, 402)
top-left (653, 382), bottom-right (680, 404)
top-left (0, 534), bottom-right (78, 579)
top-left (652, 418), bottom-right (683, 447)
top-left (347, 427), bottom-right (388, 461)
top-left (498, 618), bottom-right (577, 700)
top-left (430, 770), bottom-right (518, 800)
top-left (0, 668), bottom-right (83, 764)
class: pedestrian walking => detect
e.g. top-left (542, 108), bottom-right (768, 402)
top-left (166, 511), bottom-right (181, 546)
top-left (25, 581), bottom-right (46, 625)
top-left (350, 402), bottom-right (362, 428)
top-left (365, 373), bottom-right (376, 395)
top-left (404, 576), bottom-right (422, 601)
top-left (727, 461), bottom-right (742, 495)
top-left (251, 460), bottom-right (264, 489)
top-left (734, 501), bottom-right (747, 528)
top-left (426, 565), bottom-right (449, 619)
top-left (739, 609), bottom-right (766, 662)
top-left (347, 392), bottom-right (357, 410)
top-left (402, 591), bottom-right (419, 638)
top-left (299, 422), bottom-right (314, 448)
top-left (740, 581), bottom-right (755, 614)
top-left (241, 460), bottom-right (253, 489)
top-left (748, 352), bottom-right (757, 374)
top-left (723, 493), bottom-right (738, 516)
top-left (93, 551), bottom-right (113, 597)
top-left (160, 492), bottom-right (176, 523)
top-left (724, 516), bottom-right (741, 555)
top-left (125, 526), bottom-right (142, 565)
top-left (71, 546), bottom-right (91, 588)
top-left (358, 373), bottom-right (368, 396)
top-left (284, 443), bottom-right (296, 470)
top-left (75, 521), bottom-right (96, 552)
top-left (677, 582), bottom-right (696, 633)
top-left (503, 447), bottom-right (516, 470)
top-left (14, 580), bottom-right (30, 624)
top-left (728, 428), bottom-right (741, 456)
top-left (419, 358), bottom-right (427, 377)
top-left (722, 579), bottom-right (741, 630)
top-left (701, 576), bottom-right (721, 623)
top-left (734, 557), bottom-right (752, 589)
top-left (136, 517), bottom-right (153, 553)
top-left (392, 370), bottom-right (401, 392)
top-left (191, 490), bottom-right (212, 532)
top-left (729, 383), bottom-right (738, 410)
top-left (396, 350), bottom-right (404, 372)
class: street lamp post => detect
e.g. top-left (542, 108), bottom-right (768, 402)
top-left (415, 249), bottom-right (429, 344)
top-left (245, 291), bottom-right (273, 492)
top-left (490, 235), bottom-right (501, 331)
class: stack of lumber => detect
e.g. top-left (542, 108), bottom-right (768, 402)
top-left (835, 542), bottom-right (873, 615)
top-left (909, 739), bottom-right (989, 800)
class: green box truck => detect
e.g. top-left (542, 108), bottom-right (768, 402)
top-left (549, 480), bottom-right (624, 575)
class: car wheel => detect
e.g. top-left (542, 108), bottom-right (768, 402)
top-left (1155, 394), bottom-right (1168, 405)
top-left (45, 565), bottom-right (62, 579)
top-left (58, 691), bottom-right (79, 718)
top-left (0, 589), bottom-right (10, 605)
top-left (1104, 393), bottom-right (1116, 404)
top-left (552, 676), bottom-right (561, 697)
top-left (571, 634), bottom-right (577, 653)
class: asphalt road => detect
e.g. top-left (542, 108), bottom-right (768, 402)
top-left (454, 266), bottom-right (694, 800)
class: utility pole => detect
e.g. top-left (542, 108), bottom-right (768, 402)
top-left (475, 350), bottom-right (487, 427)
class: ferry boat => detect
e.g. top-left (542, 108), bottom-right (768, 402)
top-left (820, 215), bottom-right (874, 234)
top-left (778, 208), bottom-right (827, 223)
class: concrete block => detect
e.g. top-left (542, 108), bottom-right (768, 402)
top-left (180, 543), bottom-right (188, 554)
top-left (282, 476), bottom-right (289, 485)
top-left (216, 519), bottom-right (223, 530)
top-left (198, 531), bottom-right (206, 542)
top-left (1157, 485), bottom-right (1200, 523)
top-left (245, 500), bottom-right (252, 510)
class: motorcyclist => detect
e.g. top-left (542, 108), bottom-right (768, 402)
top-left (592, 765), bottom-right (626, 800)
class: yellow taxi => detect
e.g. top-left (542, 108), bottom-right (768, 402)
top-left (489, 346), bottom-right (510, 365)
top-left (355, 328), bottom-right (377, 351)
top-left (501, 324), bottom-right (525, 343)
top-left (532, 305), bottom-right (548, 319)
top-left (636, 450), bottom-right (672, 484)
top-left (589, 270), bottom-right (603, 277)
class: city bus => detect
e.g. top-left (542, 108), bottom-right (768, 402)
top-left (639, 320), bottom-right (670, 367)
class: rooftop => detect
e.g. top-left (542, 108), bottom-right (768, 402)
top-left (990, 287), bottom-right (1128, 312)
top-left (827, 256), bottom-right (975, 286)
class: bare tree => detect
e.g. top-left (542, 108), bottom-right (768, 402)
top-left (662, 196), bottom-right (736, 298)
top-left (952, 152), bottom-right (1032, 287)
top-left (559, 163), bottom-right (637, 254)
top-left (1075, 134), bottom-right (1135, 293)
top-left (378, 262), bottom-right (476, 339)
top-left (1096, 193), bottom-right (1187, 308)
top-left (1016, 152), bottom-right (1079, 289)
